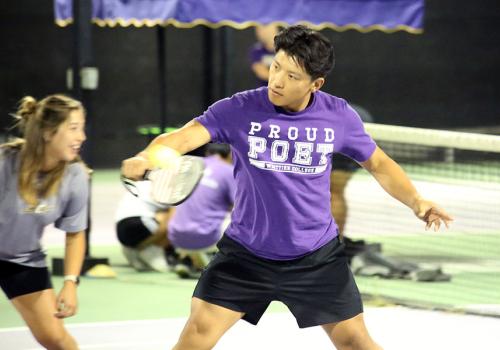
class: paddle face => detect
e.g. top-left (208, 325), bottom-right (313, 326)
top-left (121, 155), bottom-right (205, 206)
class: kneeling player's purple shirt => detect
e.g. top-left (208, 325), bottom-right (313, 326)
top-left (168, 156), bottom-right (235, 250)
top-left (196, 87), bottom-right (376, 260)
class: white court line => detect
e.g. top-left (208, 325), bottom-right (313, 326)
top-left (22, 342), bottom-right (164, 350)
top-left (1, 307), bottom-right (499, 350)
top-left (0, 318), bottom-right (189, 333)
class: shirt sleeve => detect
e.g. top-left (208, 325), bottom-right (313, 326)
top-left (195, 95), bottom-right (241, 144)
top-left (338, 104), bottom-right (377, 163)
top-left (55, 164), bottom-right (89, 233)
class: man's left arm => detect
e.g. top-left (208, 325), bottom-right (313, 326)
top-left (360, 146), bottom-right (453, 231)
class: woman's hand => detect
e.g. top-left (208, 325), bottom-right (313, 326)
top-left (54, 281), bottom-right (78, 318)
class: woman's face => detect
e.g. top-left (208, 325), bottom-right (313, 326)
top-left (43, 109), bottom-right (86, 170)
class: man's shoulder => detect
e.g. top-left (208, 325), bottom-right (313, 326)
top-left (219, 87), bottom-right (267, 109)
top-left (315, 90), bottom-right (349, 110)
top-left (233, 87), bottom-right (267, 101)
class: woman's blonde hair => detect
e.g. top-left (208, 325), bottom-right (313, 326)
top-left (2, 94), bottom-right (85, 206)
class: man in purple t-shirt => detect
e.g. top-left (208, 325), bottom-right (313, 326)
top-left (122, 25), bottom-right (452, 350)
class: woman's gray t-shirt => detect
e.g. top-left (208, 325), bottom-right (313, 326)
top-left (0, 148), bottom-right (89, 267)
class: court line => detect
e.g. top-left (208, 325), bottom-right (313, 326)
top-left (2, 307), bottom-right (500, 350)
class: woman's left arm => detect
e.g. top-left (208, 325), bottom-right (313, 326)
top-left (55, 231), bottom-right (86, 318)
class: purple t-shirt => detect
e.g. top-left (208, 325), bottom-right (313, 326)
top-left (168, 156), bottom-right (235, 250)
top-left (196, 87), bottom-right (376, 260)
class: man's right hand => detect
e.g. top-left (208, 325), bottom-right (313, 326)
top-left (121, 152), bottom-right (152, 180)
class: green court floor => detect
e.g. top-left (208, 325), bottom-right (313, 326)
top-left (2, 168), bottom-right (498, 328)
top-left (0, 246), bottom-right (288, 328)
top-left (358, 233), bottom-right (500, 312)
top-left (2, 233), bottom-right (499, 329)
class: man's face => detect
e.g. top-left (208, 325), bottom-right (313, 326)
top-left (267, 50), bottom-right (324, 112)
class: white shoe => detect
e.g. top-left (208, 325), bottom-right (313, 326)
top-left (138, 245), bottom-right (169, 272)
top-left (121, 246), bottom-right (151, 271)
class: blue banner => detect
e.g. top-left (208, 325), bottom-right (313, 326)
top-left (55, 0), bottom-right (424, 33)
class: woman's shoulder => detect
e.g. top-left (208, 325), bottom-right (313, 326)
top-left (1, 142), bottom-right (22, 154)
top-left (66, 161), bottom-right (91, 183)
top-left (0, 144), bottom-right (21, 166)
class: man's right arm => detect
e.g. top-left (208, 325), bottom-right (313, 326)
top-left (122, 119), bottom-right (211, 180)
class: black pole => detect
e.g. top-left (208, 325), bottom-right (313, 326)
top-left (72, 0), bottom-right (93, 258)
top-left (72, 0), bottom-right (82, 101)
top-left (203, 27), bottom-right (214, 108)
top-left (72, 0), bottom-right (93, 165)
top-left (52, 0), bottom-right (109, 276)
top-left (157, 26), bottom-right (167, 132)
top-left (220, 27), bottom-right (232, 97)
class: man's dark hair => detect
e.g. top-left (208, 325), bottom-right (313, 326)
top-left (274, 25), bottom-right (335, 80)
top-left (206, 143), bottom-right (231, 158)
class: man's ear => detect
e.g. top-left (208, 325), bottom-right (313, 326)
top-left (311, 77), bottom-right (325, 92)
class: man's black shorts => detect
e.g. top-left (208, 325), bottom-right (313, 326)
top-left (193, 235), bottom-right (363, 328)
top-left (0, 260), bottom-right (52, 300)
top-left (332, 153), bottom-right (359, 172)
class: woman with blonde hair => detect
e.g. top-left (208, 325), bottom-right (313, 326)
top-left (0, 94), bottom-right (88, 349)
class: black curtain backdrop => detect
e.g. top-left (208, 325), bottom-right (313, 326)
top-left (1, 0), bottom-right (499, 167)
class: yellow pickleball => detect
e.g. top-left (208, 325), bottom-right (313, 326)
top-left (147, 144), bottom-right (180, 168)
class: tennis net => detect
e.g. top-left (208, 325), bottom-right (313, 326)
top-left (344, 123), bottom-right (500, 317)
